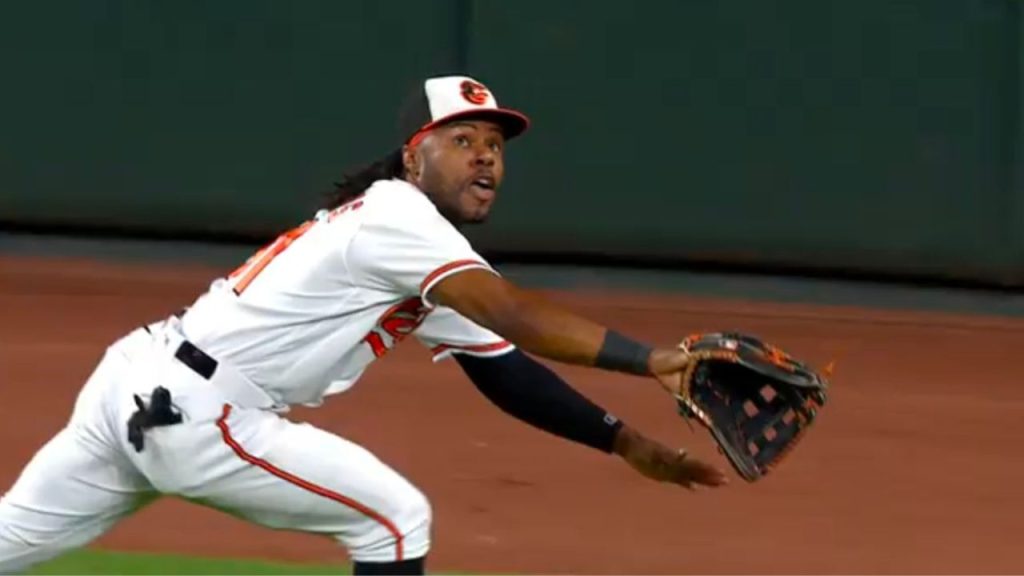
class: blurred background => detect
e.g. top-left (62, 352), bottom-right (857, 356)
top-left (2, 0), bottom-right (1022, 288)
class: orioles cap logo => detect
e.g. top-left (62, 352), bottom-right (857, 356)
top-left (460, 80), bottom-right (490, 105)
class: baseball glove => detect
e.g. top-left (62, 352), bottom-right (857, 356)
top-left (674, 332), bottom-right (829, 482)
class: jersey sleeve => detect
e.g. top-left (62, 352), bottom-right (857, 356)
top-left (415, 305), bottom-right (515, 362)
top-left (346, 192), bottom-right (495, 307)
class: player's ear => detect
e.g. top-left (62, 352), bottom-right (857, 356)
top-left (402, 144), bottom-right (421, 182)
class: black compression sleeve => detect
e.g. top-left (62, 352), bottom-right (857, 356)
top-left (454, 349), bottom-right (623, 453)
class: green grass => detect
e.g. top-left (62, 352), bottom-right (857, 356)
top-left (28, 549), bottom-right (349, 575)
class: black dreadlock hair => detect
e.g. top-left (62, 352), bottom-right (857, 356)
top-left (324, 149), bottom-right (405, 210)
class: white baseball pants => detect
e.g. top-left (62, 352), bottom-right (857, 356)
top-left (0, 324), bottom-right (431, 573)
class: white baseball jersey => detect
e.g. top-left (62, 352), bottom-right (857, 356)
top-left (180, 177), bottom-right (514, 407)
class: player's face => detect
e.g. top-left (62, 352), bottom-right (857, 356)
top-left (408, 120), bottom-right (506, 225)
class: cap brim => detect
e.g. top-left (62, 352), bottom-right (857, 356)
top-left (413, 108), bottom-right (530, 142)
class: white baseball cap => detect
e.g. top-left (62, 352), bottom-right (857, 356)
top-left (399, 75), bottom-right (530, 147)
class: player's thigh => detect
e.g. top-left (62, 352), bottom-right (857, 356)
top-left (196, 407), bottom-right (430, 563)
top-left (0, 427), bottom-right (154, 573)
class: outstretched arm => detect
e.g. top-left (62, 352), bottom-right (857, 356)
top-left (454, 349), bottom-right (727, 489)
top-left (430, 269), bottom-right (691, 394)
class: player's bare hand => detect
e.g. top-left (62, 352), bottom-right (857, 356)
top-left (647, 348), bottom-right (692, 396)
top-left (612, 424), bottom-right (728, 490)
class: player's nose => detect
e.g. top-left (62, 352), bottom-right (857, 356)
top-left (472, 145), bottom-right (496, 166)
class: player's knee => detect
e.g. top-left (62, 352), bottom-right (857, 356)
top-left (401, 486), bottom-right (431, 541)
top-left (391, 486), bottom-right (432, 560)
top-left (346, 486), bottom-right (432, 563)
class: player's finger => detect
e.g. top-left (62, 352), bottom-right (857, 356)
top-left (703, 468), bottom-right (730, 486)
top-left (690, 461), bottom-right (729, 487)
top-left (670, 452), bottom-right (698, 486)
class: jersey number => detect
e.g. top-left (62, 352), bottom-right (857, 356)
top-left (228, 198), bottom-right (364, 295)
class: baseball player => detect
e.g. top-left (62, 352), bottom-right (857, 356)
top-left (0, 75), bottom-right (727, 575)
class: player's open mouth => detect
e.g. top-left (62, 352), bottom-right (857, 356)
top-left (472, 176), bottom-right (495, 190)
top-left (469, 176), bottom-right (496, 202)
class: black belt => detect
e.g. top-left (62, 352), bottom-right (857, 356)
top-left (140, 314), bottom-right (216, 380)
top-left (174, 340), bottom-right (219, 380)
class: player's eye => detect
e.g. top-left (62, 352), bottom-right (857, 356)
top-left (488, 141), bottom-right (502, 153)
top-left (453, 135), bottom-right (470, 147)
